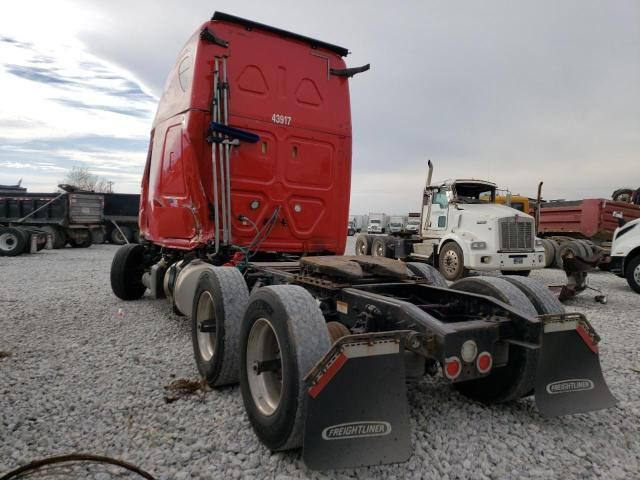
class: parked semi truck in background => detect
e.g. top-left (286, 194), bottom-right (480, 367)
top-left (356, 162), bottom-right (545, 280)
top-left (388, 215), bottom-right (407, 234)
top-left (405, 212), bottom-right (421, 233)
top-left (367, 212), bottom-right (389, 233)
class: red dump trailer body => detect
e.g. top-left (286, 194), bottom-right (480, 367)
top-left (140, 13), bottom-right (352, 254)
top-left (538, 198), bottom-right (640, 243)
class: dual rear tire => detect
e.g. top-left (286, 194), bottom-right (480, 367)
top-left (190, 273), bottom-right (332, 451)
top-left (450, 275), bottom-right (563, 403)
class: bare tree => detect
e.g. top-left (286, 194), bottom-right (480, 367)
top-left (59, 167), bottom-right (114, 193)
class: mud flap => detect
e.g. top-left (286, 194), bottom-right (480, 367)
top-left (535, 313), bottom-right (616, 416)
top-left (303, 332), bottom-right (411, 470)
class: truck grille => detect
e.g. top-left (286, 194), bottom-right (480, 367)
top-left (499, 217), bottom-right (533, 251)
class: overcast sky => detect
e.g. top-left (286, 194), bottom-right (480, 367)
top-left (1, 0), bottom-right (638, 214)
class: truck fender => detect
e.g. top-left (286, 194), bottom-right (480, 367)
top-left (437, 234), bottom-right (471, 264)
top-left (623, 245), bottom-right (640, 275)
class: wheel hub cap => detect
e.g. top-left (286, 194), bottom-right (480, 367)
top-left (246, 318), bottom-right (283, 416)
top-left (0, 233), bottom-right (18, 251)
top-left (444, 250), bottom-right (459, 274)
top-left (196, 291), bottom-right (216, 361)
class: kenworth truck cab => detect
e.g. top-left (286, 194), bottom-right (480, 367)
top-left (356, 162), bottom-right (545, 280)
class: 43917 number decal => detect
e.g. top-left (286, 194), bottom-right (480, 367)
top-left (272, 113), bottom-right (292, 126)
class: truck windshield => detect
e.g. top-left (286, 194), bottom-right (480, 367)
top-left (370, 220), bottom-right (380, 224)
top-left (455, 184), bottom-right (495, 203)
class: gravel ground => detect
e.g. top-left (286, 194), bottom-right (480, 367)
top-left (1, 241), bottom-right (639, 479)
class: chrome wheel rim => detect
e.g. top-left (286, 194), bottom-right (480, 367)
top-left (246, 318), bottom-right (283, 416)
top-left (196, 291), bottom-right (216, 361)
top-left (443, 250), bottom-right (459, 275)
top-left (374, 243), bottom-right (384, 256)
top-left (0, 232), bottom-right (18, 252)
top-left (634, 264), bottom-right (640, 285)
top-left (357, 242), bottom-right (366, 255)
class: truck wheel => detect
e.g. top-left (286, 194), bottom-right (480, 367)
top-left (612, 188), bottom-right (633, 202)
top-left (499, 276), bottom-right (565, 315)
top-left (240, 285), bottom-right (331, 451)
top-left (91, 229), bottom-right (106, 244)
top-left (110, 244), bottom-right (146, 300)
top-left (192, 267), bottom-right (249, 387)
top-left (542, 239), bottom-right (556, 267)
top-left (555, 240), bottom-right (588, 269)
top-left (450, 276), bottom-right (538, 403)
top-left (110, 225), bottom-right (132, 245)
top-left (69, 234), bottom-right (92, 248)
top-left (438, 242), bottom-right (468, 281)
top-left (40, 225), bottom-right (66, 249)
top-left (625, 255), bottom-right (640, 294)
top-left (0, 227), bottom-right (28, 256)
top-left (371, 236), bottom-right (391, 258)
top-left (354, 234), bottom-right (372, 256)
top-left (406, 262), bottom-right (448, 287)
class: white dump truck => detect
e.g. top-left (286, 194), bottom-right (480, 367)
top-left (355, 162), bottom-right (545, 280)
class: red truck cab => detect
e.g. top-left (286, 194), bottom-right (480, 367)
top-left (140, 13), bottom-right (355, 255)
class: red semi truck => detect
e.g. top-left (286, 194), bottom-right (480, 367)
top-left (111, 12), bottom-right (615, 470)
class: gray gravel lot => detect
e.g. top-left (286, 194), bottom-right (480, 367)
top-left (1, 242), bottom-right (639, 479)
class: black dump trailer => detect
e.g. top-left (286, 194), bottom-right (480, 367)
top-left (0, 191), bottom-right (104, 254)
top-left (102, 193), bottom-right (141, 244)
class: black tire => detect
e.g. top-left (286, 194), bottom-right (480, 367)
top-left (354, 233), bottom-right (372, 256)
top-left (371, 236), bottom-right (392, 258)
top-left (450, 276), bottom-right (538, 403)
top-left (438, 242), bottom-right (468, 281)
top-left (110, 225), bottom-right (132, 245)
top-left (91, 229), bottom-right (106, 244)
top-left (500, 270), bottom-right (531, 276)
top-left (612, 188), bottom-right (633, 203)
top-left (542, 239), bottom-right (555, 268)
top-left (499, 275), bottom-right (565, 315)
top-left (633, 188), bottom-right (640, 205)
top-left (555, 240), bottom-right (588, 269)
top-left (240, 285), bottom-right (331, 451)
top-left (0, 227), bottom-right (28, 256)
top-left (69, 234), bottom-right (92, 248)
top-left (40, 225), bottom-right (66, 249)
top-left (110, 244), bottom-right (146, 300)
top-left (406, 262), bottom-right (448, 287)
top-left (625, 254), bottom-right (640, 294)
top-left (546, 239), bottom-right (559, 268)
top-left (192, 267), bottom-right (249, 387)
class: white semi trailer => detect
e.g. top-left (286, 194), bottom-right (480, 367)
top-left (355, 162), bottom-right (545, 280)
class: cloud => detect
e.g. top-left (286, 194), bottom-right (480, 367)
top-left (0, 22), bottom-right (155, 193)
top-left (2, 0), bottom-right (639, 208)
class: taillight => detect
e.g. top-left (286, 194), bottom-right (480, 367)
top-left (477, 352), bottom-right (493, 374)
top-left (444, 356), bottom-right (462, 380)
